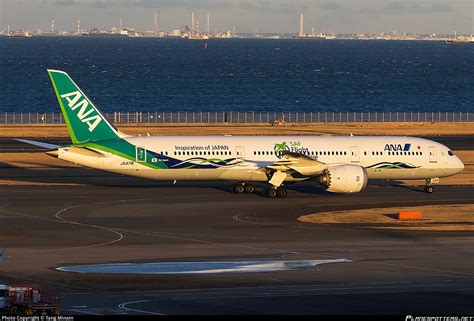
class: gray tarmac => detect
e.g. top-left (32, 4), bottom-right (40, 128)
top-left (0, 136), bottom-right (473, 315)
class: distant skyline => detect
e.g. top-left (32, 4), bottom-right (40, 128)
top-left (1, 0), bottom-right (473, 34)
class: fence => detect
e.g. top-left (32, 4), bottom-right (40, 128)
top-left (0, 111), bottom-right (472, 124)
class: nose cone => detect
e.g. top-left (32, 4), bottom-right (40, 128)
top-left (455, 156), bottom-right (464, 174)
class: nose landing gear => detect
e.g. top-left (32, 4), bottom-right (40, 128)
top-left (424, 185), bottom-right (434, 194)
top-left (423, 178), bottom-right (439, 194)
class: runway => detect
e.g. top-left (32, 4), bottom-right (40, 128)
top-left (0, 135), bottom-right (473, 315)
top-left (0, 183), bottom-right (473, 315)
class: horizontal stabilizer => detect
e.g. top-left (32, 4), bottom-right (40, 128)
top-left (15, 139), bottom-right (60, 150)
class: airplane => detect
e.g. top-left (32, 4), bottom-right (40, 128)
top-left (17, 70), bottom-right (464, 197)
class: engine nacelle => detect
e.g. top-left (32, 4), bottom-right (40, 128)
top-left (318, 164), bottom-right (368, 193)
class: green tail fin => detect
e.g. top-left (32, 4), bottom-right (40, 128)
top-left (48, 69), bottom-right (120, 144)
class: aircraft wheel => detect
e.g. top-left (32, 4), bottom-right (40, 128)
top-left (265, 187), bottom-right (277, 198)
top-left (276, 188), bottom-right (287, 198)
top-left (424, 186), bottom-right (434, 194)
top-left (244, 184), bottom-right (255, 193)
top-left (233, 183), bottom-right (245, 194)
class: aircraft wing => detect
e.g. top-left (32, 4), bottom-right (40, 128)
top-left (15, 139), bottom-right (60, 150)
top-left (266, 151), bottom-right (326, 176)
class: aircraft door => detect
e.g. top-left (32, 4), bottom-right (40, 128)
top-left (428, 146), bottom-right (437, 163)
top-left (136, 146), bottom-right (147, 162)
top-left (235, 146), bottom-right (245, 158)
top-left (350, 146), bottom-right (360, 163)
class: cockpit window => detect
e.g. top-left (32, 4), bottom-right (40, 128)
top-left (448, 150), bottom-right (454, 156)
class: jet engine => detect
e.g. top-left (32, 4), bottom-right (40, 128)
top-left (318, 164), bottom-right (368, 193)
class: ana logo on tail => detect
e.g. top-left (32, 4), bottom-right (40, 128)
top-left (60, 91), bottom-right (102, 132)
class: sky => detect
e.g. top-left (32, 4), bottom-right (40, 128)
top-left (1, 0), bottom-right (473, 34)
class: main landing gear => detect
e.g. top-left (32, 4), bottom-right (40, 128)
top-left (423, 178), bottom-right (439, 194)
top-left (232, 182), bottom-right (255, 194)
top-left (264, 170), bottom-right (288, 198)
top-left (231, 182), bottom-right (287, 198)
top-left (264, 186), bottom-right (288, 198)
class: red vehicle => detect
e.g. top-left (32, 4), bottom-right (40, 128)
top-left (3, 285), bottom-right (60, 316)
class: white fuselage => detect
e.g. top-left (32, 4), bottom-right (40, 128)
top-left (57, 135), bottom-right (464, 183)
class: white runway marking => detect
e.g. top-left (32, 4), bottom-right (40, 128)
top-left (2, 196), bottom-right (303, 256)
top-left (66, 309), bottom-right (103, 316)
top-left (118, 300), bottom-right (167, 315)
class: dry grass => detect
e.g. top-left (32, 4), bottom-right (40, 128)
top-left (298, 204), bottom-right (474, 231)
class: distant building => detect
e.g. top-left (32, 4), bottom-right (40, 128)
top-left (169, 28), bottom-right (182, 37)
